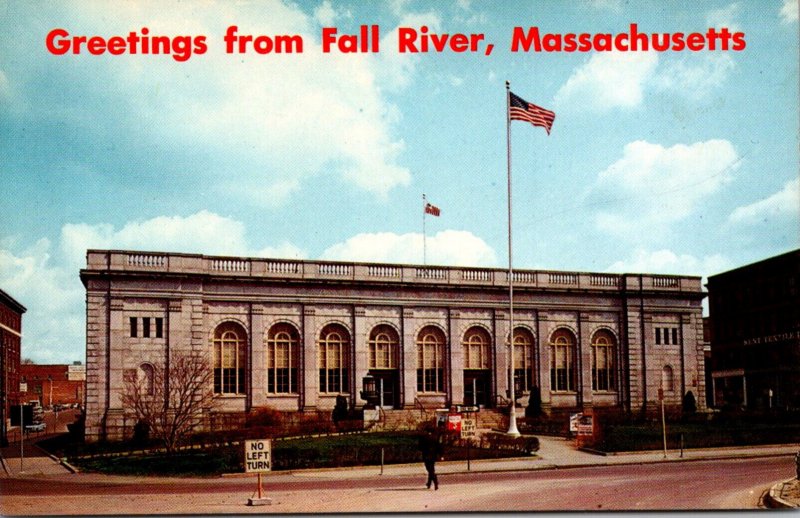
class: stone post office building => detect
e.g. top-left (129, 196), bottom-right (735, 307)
top-left (81, 250), bottom-right (707, 442)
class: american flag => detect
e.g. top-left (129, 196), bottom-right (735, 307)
top-left (424, 202), bottom-right (440, 217)
top-left (509, 91), bottom-right (555, 135)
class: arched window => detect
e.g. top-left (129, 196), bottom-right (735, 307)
top-left (417, 326), bottom-right (445, 393)
top-left (513, 328), bottom-right (535, 392)
top-left (591, 330), bottom-right (616, 392)
top-left (662, 365), bottom-right (674, 393)
top-left (550, 328), bottom-right (576, 392)
top-left (267, 323), bottom-right (299, 394)
top-left (369, 325), bottom-right (399, 369)
top-left (318, 324), bottom-right (350, 394)
top-left (212, 322), bottom-right (247, 395)
top-left (140, 363), bottom-right (155, 396)
top-left (463, 327), bottom-right (491, 370)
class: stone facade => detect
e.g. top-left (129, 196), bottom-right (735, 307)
top-left (81, 250), bottom-right (707, 442)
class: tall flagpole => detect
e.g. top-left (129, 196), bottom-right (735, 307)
top-left (422, 193), bottom-right (427, 265)
top-left (505, 81), bottom-right (520, 436)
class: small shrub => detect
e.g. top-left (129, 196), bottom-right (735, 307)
top-left (525, 387), bottom-right (543, 418)
top-left (132, 419), bottom-right (150, 446)
top-left (246, 407), bottom-right (283, 428)
top-left (682, 391), bottom-right (697, 414)
top-left (332, 395), bottom-right (349, 425)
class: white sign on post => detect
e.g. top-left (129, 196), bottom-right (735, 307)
top-left (244, 439), bottom-right (272, 473)
top-left (460, 416), bottom-right (477, 440)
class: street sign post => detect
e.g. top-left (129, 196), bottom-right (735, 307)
top-left (244, 439), bottom-right (272, 506)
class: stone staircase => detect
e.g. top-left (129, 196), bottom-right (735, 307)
top-left (369, 407), bottom-right (508, 432)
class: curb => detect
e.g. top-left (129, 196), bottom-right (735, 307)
top-left (764, 478), bottom-right (799, 509)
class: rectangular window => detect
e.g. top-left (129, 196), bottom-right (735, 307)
top-left (155, 317), bottom-right (163, 338)
top-left (130, 317), bottom-right (138, 338)
top-left (672, 328), bottom-right (678, 345)
top-left (142, 317), bottom-right (151, 338)
top-left (655, 328), bottom-right (661, 345)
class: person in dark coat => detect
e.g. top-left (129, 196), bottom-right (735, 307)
top-left (418, 427), bottom-right (443, 490)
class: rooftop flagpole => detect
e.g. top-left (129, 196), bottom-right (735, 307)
top-left (422, 193), bottom-right (427, 266)
top-left (505, 80), bottom-right (520, 436)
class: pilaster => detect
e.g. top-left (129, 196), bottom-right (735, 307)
top-left (401, 308), bottom-right (416, 407)
top-left (301, 306), bottom-right (318, 410)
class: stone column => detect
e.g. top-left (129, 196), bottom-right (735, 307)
top-left (301, 306), bottom-right (317, 410)
top-left (494, 309), bottom-right (510, 405)
top-left (450, 311), bottom-right (465, 405)
top-left (401, 308), bottom-right (416, 407)
top-left (353, 307), bottom-right (368, 407)
top-left (538, 316), bottom-right (552, 412)
top-left (250, 304), bottom-right (266, 408)
top-left (579, 314), bottom-right (593, 410)
top-left (106, 299), bottom-right (125, 440)
top-left (84, 287), bottom-right (109, 442)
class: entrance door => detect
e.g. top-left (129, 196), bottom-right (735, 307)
top-left (369, 370), bottom-right (397, 408)
top-left (464, 370), bottom-right (491, 407)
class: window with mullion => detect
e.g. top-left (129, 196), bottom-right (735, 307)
top-left (513, 329), bottom-right (534, 392)
top-left (550, 330), bottom-right (576, 392)
top-left (213, 324), bottom-right (246, 395)
top-left (591, 331), bottom-right (616, 392)
top-left (267, 326), bottom-right (299, 394)
top-left (463, 327), bottom-right (491, 371)
top-left (416, 327), bottom-right (445, 393)
top-left (318, 326), bottom-right (350, 394)
top-left (368, 326), bottom-right (399, 370)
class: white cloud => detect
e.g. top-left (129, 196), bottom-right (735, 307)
top-left (24, 2), bottom-right (414, 202)
top-left (60, 211), bottom-right (252, 270)
top-left (606, 248), bottom-right (732, 278)
top-left (321, 230), bottom-right (497, 267)
top-left (781, 0), bottom-right (799, 23)
top-left (592, 139), bottom-right (740, 237)
top-left (555, 51), bottom-right (659, 111)
top-left (728, 178), bottom-right (800, 224)
top-left (375, 11), bottom-right (443, 93)
top-left (313, 1), bottom-right (338, 26)
top-left (0, 241), bottom-right (85, 363)
top-left (1, 211), bottom-right (309, 363)
top-left (655, 54), bottom-right (736, 101)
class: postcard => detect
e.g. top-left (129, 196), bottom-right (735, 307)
top-left (1, 0), bottom-right (798, 514)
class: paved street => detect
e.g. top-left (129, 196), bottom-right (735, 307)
top-left (1, 434), bottom-right (797, 514)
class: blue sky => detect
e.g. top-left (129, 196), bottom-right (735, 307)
top-left (1, 0), bottom-right (798, 363)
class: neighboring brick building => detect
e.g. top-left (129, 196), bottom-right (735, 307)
top-left (1, 288), bottom-right (26, 446)
top-left (81, 250), bottom-right (707, 442)
top-left (707, 249), bottom-right (800, 410)
top-left (19, 363), bottom-right (86, 409)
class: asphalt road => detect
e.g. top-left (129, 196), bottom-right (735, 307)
top-left (0, 455), bottom-right (793, 513)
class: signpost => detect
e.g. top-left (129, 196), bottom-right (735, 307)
top-left (659, 388), bottom-right (667, 459)
top-left (460, 413), bottom-right (477, 471)
top-left (244, 439), bottom-right (272, 506)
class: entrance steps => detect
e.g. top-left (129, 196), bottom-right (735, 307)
top-left (369, 407), bottom-right (508, 432)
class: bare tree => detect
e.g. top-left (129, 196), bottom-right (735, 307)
top-left (122, 352), bottom-right (215, 453)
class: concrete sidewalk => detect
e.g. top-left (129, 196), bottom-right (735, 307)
top-left (0, 434), bottom-right (74, 478)
top-left (277, 435), bottom-right (800, 479)
top-left (2, 433), bottom-right (798, 480)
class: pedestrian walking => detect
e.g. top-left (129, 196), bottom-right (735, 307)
top-left (418, 426), bottom-right (443, 490)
